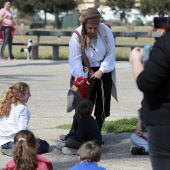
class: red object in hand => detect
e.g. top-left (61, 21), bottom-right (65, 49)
top-left (71, 76), bottom-right (89, 98)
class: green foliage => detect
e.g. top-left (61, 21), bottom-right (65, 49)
top-left (12, 1), bottom-right (35, 14)
top-left (102, 118), bottom-right (137, 133)
top-left (55, 124), bottom-right (71, 130)
top-left (55, 118), bottom-right (138, 134)
top-left (116, 52), bottom-right (129, 61)
top-left (140, 0), bottom-right (170, 15)
top-left (12, 0), bottom-right (77, 15)
top-left (106, 0), bottom-right (135, 9)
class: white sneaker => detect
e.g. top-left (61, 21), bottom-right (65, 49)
top-left (62, 147), bottom-right (77, 155)
top-left (56, 141), bottom-right (65, 151)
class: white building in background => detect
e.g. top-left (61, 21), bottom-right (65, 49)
top-left (78, 0), bottom-right (105, 12)
top-left (78, 0), bottom-right (94, 12)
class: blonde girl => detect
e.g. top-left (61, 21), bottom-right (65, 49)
top-left (0, 82), bottom-right (31, 156)
top-left (0, 82), bottom-right (49, 156)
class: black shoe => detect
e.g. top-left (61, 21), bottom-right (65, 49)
top-left (130, 146), bottom-right (148, 155)
top-left (101, 140), bottom-right (104, 145)
top-left (8, 57), bottom-right (17, 60)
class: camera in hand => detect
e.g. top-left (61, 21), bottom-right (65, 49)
top-left (154, 17), bottom-right (169, 29)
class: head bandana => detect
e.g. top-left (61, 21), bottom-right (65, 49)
top-left (79, 7), bottom-right (102, 25)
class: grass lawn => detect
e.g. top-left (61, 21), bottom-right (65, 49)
top-left (55, 118), bottom-right (138, 133)
top-left (3, 26), bottom-right (155, 60)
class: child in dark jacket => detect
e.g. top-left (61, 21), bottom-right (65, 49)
top-left (57, 98), bottom-right (102, 155)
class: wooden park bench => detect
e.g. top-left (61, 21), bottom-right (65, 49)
top-left (9, 30), bottom-right (153, 60)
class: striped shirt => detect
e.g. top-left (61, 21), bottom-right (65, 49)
top-left (0, 104), bottom-right (30, 145)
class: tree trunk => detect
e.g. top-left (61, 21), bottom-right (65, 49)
top-left (95, 0), bottom-right (100, 8)
top-left (44, 9), bottom-right (47, 28)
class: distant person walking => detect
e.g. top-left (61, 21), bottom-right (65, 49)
top-left (0, 0), bottom-right (16, 60)
top-left (148, 11), bottom-right (165, 39)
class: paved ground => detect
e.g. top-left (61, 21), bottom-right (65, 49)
top-left (0, 60), bottom-right (152, 170)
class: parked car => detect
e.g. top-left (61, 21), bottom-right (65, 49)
top-left (125, 8), bottom-right (146, 25)
top-left (29, 15), bottom-right (45, 29)
top-left (126, 13), bottom-right (146, 25)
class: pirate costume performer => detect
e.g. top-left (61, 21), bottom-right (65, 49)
top-left (68, 7), bottom-right (117, 131)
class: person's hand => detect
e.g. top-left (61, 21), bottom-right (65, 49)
top-left (59, 134), bottom-right (66, 141)
top-left (83, 66), bottom-right (88, 73)
top-left (2, 13), bottom-right (8, 19)
top-left (148, 27), bottom-right (154, 37)
top-left (129, 47), bottom-right (144, 66)
top-left (136, 131), bottom-right (148, 140)
top-left (90, 70), bottom-right (103, 79)
top-left (135, 131), bottom-right (143, 137)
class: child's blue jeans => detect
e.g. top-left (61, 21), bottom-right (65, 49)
top-left (1, 138), bottom-right (49, 154)
top-left (1, 141), bottom-right (14, 149)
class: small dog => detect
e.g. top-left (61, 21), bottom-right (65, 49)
top-left (20, 39), bottom-right (34, 60)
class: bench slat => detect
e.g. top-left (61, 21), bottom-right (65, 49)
top-left (6, 30), bottom-right (154, 60)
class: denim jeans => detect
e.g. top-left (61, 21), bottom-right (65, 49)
top-left (1, 26), bottom-right (13, 58)
top-left (1, 141), bottom-right (14, 149)
top-left (130, 133), bottom-right (149, 152)
top-left (1, 138), bottom-right (49, 154)
top-left (147, 125), bottom-right (170, 170)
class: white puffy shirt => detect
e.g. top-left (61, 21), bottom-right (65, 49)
top-left (69, 24), bottom-right (116, 79)
top-left (0, 104), bottom-right (30, 145)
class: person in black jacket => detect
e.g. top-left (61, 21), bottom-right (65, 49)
top-left (56, 98), bottom-right (102, 155)
top-left (129, 23), bottom-right (170, 169)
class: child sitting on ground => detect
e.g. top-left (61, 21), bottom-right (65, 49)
top-left (71, 141), bottom-right (106, 170)
top-left (0, 82), bottom-right (49, 156)
top-left (5, 129), bottom-right (53, 170)
top-left (56, 98), bottom-right (102, 155)
top-left (130, 108), bottom-right (149, 155)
